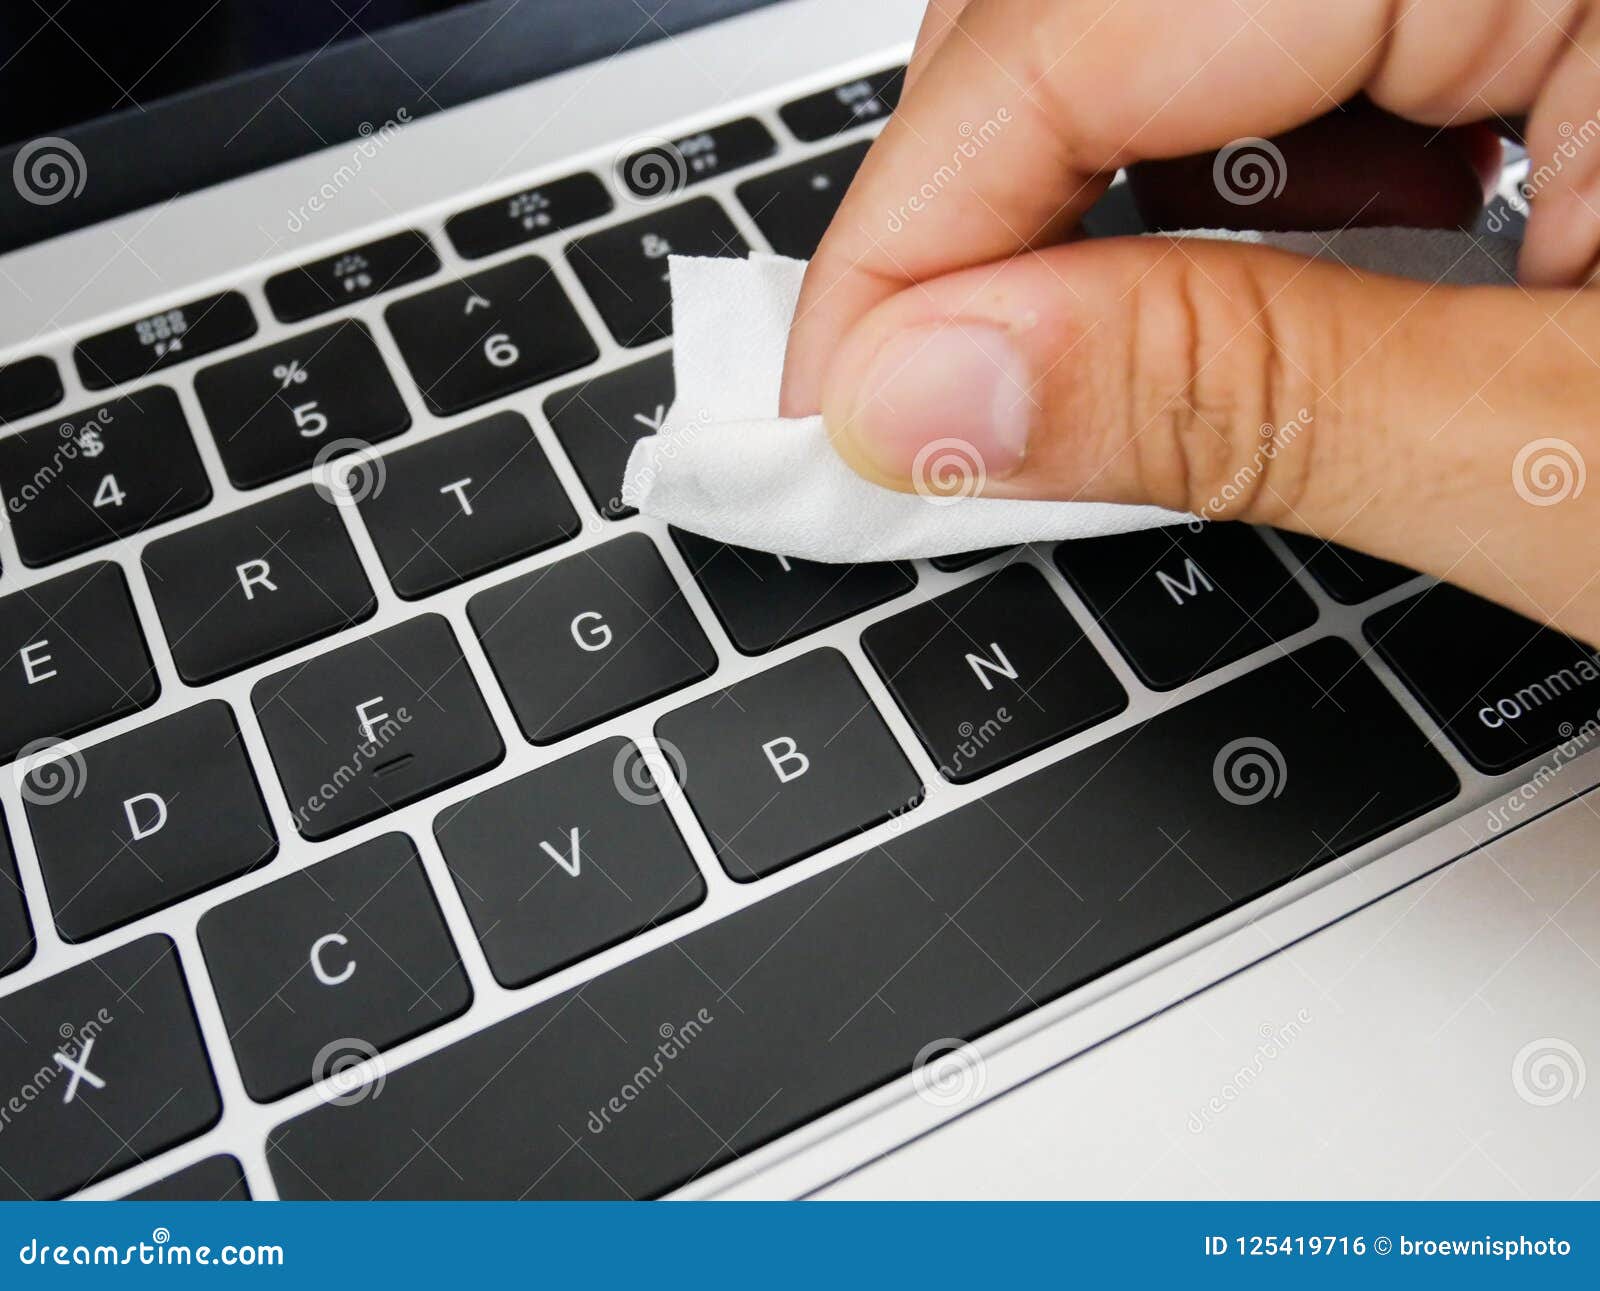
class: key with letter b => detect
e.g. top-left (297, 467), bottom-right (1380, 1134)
top-left (656, 649), bottom-right (922, 880)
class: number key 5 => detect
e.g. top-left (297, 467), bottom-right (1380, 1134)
top-left (195, 320), bottom-right (411, 489)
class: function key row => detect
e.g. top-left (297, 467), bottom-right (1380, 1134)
top-left (75, 292), bottom-right (257, 391)
top-left (780, 65), bottom-right (904, 141)
top-left (6, 77), bottom-right (897, 454)
top-left (617, 118), bottom-right (776, 199)
top-left (265, 230), bottom-right (439, 323)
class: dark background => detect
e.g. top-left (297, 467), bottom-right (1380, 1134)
top-left (0, 0), bottom-right (782, 252)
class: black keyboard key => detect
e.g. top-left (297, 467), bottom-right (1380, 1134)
top-left (620, 118), bottom-right (776, 199)
top-left (736, 140), bottom-right (868, 257)
top-left (1081, 180), bottom-right (1148, 238)
top-left (199, 833), bottom-right (471, 1102)
top-left (779, 66), bottom-right (904, 141)
top-left (446, 171), bottom-right (613, 260)
top-left (0, 809), bottom-right (34, 976)
top-left (657, 648), bottom-right (921, 880)
top-left (268, 639), bottom-right (1454, 1199)
top-left (195, 321), bottom-right (410, 489)
top-left (863, 565), bottom-right (1127, 783)
top-left (127, 1155), bottom-right (250, 1200)
top-left (468, 533), bottom-right (715, 744)
top-left (0, 355), bottom-right (62, 424)
top-left (265, 230), bottom-right (440, 323)
top-left (143, 486), bottom-right (375, 684)
top-left (1365, 582), bottom-right (1600, 774)
top-left (930, 547), bottom-right (1007, 572)
top-left (567, 197), bottom-right (750, 347)
top-left (75, 292), bottom-right (256, 390)
top-left (253, 615), bottom-right (503, 840)
top-left (386, 256), bottom-right (598, 416)
top-left (0, 387), bottom-right (211, 566)
top-left (1276, 530), bottom-right (1417, 604)
top-left (435, 738), bottom-right (705, 987)
top-left (358, 412), bottom-right (579, 599)
top-left (1054, 523), bottom-right (1318, 690)
top-left (0, 935), bottom-right (220, 1199)
top-left (673, 528), bottom-right (914, 654)
top-left (543, 351), bottom-right (673, 519)
top-left (25, 701), bottom-right (276, 942)
top-left (0, 563), bottom-right (158, 764)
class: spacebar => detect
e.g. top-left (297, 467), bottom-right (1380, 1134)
top-left (268, 637), bottom-right (1457, 1199)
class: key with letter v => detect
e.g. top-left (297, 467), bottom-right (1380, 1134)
top-left (539, 828), bottom-right (582, 877)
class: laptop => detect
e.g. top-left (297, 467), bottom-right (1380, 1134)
top-left (0, 0), bottom-right (1594, 1202)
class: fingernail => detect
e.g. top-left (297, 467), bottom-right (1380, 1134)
top-left (847, 324), bottom-right (1033, 484)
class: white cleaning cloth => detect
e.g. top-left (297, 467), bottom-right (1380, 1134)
top-left (622, 229), bottom-right (1519, 562)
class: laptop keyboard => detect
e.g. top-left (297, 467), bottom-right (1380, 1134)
top-left (0, 60), bottom-right (1580, 1200)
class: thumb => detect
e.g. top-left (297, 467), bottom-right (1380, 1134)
top-left (817, 237), bottom-right (1600, 642)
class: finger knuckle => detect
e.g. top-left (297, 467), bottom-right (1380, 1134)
top-left (1123, 252), bottom-right (1321, 523)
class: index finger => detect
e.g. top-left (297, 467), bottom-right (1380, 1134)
top-left (779, 0), bottom-right (1551, 414)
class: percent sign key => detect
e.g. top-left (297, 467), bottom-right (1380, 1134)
top-left (195, 320), bottom-right (412, 488)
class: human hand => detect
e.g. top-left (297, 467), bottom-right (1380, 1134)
top-left (781, 0), bottom-right (1600, 643)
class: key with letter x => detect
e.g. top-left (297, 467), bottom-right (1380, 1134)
top-left (0, 936), bottom-right (219, 1198)
top-left (55, 1037), bottom-right (106, 1102)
